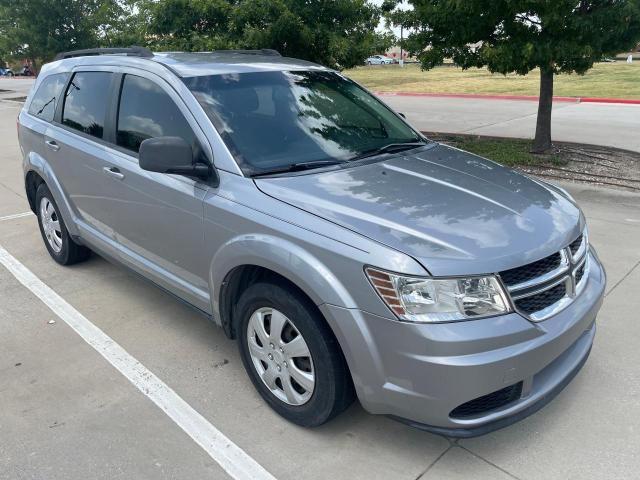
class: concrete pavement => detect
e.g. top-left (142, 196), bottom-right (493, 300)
top-left (0, 78), bottom-right (32, 102)
top-left (2, 89), bottom-right (640, 479)
top-left (382, 94), bottom-right (640, 153)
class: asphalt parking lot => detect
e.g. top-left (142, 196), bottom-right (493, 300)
top-left (1, 92), bottom-right (640, 479)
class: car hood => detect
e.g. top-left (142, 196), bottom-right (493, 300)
top-left (255, 143), bottom-right (584, 276)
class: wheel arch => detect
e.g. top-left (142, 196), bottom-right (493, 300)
top-left (210, 234), bottom-right (357, 340)
top-left (25, 170), bottom-right (45, 213)
top-left (24, 153), bottom-right (80, 237)
top-left (217, 262), bottom-right (358, 404)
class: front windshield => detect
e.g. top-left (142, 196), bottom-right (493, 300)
top-left (183, 70), bottom-right (423, 174)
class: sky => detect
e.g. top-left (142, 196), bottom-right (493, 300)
top-left (369, 0), bottom-right (412, 37)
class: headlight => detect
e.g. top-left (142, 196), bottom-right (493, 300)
top-left (365, 268), bottom-right (512, 323)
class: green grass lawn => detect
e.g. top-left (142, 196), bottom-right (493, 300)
top-left (429, 135), bottom-right (563, 167)
top-left (431, 134), bottom-right (640, 191)
top-left (344, 62), bottom-right (640, 99)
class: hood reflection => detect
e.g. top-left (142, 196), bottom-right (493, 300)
top-left (256, 144), bottom-right (582, 276)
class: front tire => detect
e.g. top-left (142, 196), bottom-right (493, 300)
top-left (35, 183), bottom-right (91, 265)
top-left (236, 281), bottom-right (354, 427)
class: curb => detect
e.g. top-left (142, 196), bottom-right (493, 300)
top-left (375, 91), bottom-right (640, 105)
top-left (579, 97), bottom-right (640, 105)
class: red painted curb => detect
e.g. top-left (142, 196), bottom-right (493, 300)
top-left (579, 97), bottom-right (640, 105)
top-left (374, 91), bottom-right (640, 105)
top-left (374, 91), bottom-right (579, 103)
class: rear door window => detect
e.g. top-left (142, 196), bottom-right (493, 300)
top-left (28, 73), bottom-right (70, 122)
top-left (61, 72), bottom-right (112, 139)
top-left (116, 74), bottom-right (202, 160)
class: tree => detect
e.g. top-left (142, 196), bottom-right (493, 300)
top-left (397, 1), bottom-right (640, 153)
top-left (370, 30), bottom-right (396, 56)
top-left (0, 0), bottom-right (387, 72)
top-left (145, 0), bottom-right (233, 51)
top-left (0, 0), bottom-right (123, 70)
top-left (100, 0), bottom-right (148, 48)
top-left (146, 0), bottom-right (384, 69)
top-left (383, 6), bottom-right (413, 62)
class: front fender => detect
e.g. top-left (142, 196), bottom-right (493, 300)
top-left (210, 233), bottom-right (357, 321)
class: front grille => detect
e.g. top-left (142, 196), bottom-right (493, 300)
top-left (575, 263), bottom-right (586, 284)
top-left (500, 231), bottom-right (588, 320)
top-left (515, 282), bottom-right (566, 314)
top-left (450, 382), bottom-right (523, 419)
top-left (569, 234), bottom-right (583, 256)
top-left (499, 252), bottom-right (562, 287)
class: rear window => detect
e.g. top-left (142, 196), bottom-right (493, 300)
top-left (62, 72), bottom-right (112, 139)
top-left (28, 73), bottom-right (69, 122)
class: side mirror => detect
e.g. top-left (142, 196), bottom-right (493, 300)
top-left (139, 136), bottom-right (210, 179)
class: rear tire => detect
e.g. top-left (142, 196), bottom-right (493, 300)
top-left (236, 281), bottom-right (354, 427)
top-left (35, 183), bottom-right (91, 265)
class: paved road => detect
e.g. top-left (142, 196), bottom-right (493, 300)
top-left (382, 94), bottom-right (640, 153)
top-left (1, 94), bottom-right (640, 479)
top-left (0, 77), bottom-right (33, 99)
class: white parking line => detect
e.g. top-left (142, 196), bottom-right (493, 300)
top-left (0, 243), bottom-right (277, 480)
top-left (0, 212), bottom-right (33, 222)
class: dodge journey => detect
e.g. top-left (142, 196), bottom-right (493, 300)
top-left (17, 47), bottom-right (606, 437)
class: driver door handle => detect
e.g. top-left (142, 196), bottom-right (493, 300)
top-left (103, 166), bottom-right (125, 180)
top-left (45, 140), bottom-right (60, 151)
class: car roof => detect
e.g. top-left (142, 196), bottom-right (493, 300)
top-left (44, 50), bottom-right (331, 78)
top-left (153, 52), bottom-right (329, 76)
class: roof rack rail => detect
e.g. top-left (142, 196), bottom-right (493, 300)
top-left (54, 46), bottom-right (153, 61)
top-left (212, 49), bottom-right (281, 57)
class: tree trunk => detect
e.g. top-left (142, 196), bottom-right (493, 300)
top-left (532, 69), bottom-right (554, 153)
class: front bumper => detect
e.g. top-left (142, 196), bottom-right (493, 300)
top-left (320, 248), bottom-right (606, 436)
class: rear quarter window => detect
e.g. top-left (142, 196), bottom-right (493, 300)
top-left (27, 73), bottom-right (70, 122)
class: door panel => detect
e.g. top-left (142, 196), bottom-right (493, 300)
top-left (44, 127), bottom-right (121, 248)
top-left (49, 71), bottom-right (120, 250)
top-left (103, 152), bottom-right (210, 310)
top-left (104, 72), bottom-right (212, 311)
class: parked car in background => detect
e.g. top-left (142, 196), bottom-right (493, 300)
top-left (17, 65), bottom-right (34, 76)
top-left (0, 67), bottom-right (15, 77)
top-left (18, 47), bottom-right (605, 437)
top-left (365, 55), bottom-right (393, 65)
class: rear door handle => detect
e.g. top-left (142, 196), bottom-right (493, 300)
top-left (45, 140), bottom-right (60, 151)
top-left (103, 166), bottom-right (125, 180)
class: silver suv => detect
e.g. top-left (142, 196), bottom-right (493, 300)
top-left (18, 47), bottom-right (606, 437)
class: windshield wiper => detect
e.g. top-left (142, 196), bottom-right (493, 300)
top-left (350, 141), bottom-right (428, 161)
top-left (251, 159), bottom-right (348, 178)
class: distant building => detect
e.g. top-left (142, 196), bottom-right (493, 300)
top-left (385, 45), bottom-right (410, 61)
